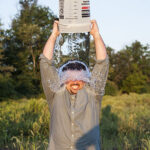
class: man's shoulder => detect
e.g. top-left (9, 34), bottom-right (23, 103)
top-left (55, 85), bottom-right (66, 95)
top-left (84, 84), bottom-right (96, 96)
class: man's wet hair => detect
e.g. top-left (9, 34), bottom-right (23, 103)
top-left (62, 61), bottom-right (86, 72)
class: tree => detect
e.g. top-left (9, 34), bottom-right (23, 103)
top-left (4, 0), bottom-right (55, 96)
top-left (0, 21), bottom-right (16, 100)
top-left (110, 41), bottom-right (150, 91)
top-left (122, 68), bottom-right (148, 94)
top-left (0, 21), bottom-right (14, 74)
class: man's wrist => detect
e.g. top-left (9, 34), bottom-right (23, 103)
top-left (93, 32), bottom-right (100, 39)
top-left (50, 33), bottom-right (58, 40)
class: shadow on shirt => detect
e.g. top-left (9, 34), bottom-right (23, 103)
top-left (75, 105), bottom-right (119, 150)
top-left (75, 125), bottom-right (100, 150)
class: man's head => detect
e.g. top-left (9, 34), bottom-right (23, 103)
top-left (59, 60), bottom-right (90, 94)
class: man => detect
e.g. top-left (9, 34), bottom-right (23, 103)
top-left (40, 20), bottom-right (109, 150)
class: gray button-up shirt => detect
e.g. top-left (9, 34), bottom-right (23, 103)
top-left (40, 54), bottom-right (109, 150)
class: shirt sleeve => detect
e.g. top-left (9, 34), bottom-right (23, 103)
top-left (39, 54), bottom-right (60, 106)
top-left (90, 55), bottom-right (109, 97)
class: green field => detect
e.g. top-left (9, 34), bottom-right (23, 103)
top-left (0, 93), bottom-right (150, 150)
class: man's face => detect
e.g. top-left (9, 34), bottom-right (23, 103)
top-left (66, 80), bottom-right (85, 94)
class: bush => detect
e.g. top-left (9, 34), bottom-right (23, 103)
top-left (105, 81), bottom-right (118, 96)
top-left (0, 74), bottom-right (16, 100)
top-left (122, 71), bottom-right (148, 94)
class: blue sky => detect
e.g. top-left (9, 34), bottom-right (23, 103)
top-left (0, 0), bottom-right (150, 51)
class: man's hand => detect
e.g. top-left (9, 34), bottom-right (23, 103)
top-left (51, 21), bottom-right (60, 39)
top-left (90, 20), bottom-right (100, 39)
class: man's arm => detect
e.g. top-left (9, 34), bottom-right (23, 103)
top-left (90, 20), bottom-right (109, 96)
top-left (40, 21), bottom-right (60, 108)
top-left (43, 21), bottom-right (60, 60)
top-left (90, 20), bottom-right (107, 60)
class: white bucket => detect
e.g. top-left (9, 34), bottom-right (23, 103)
top-left (59, 0), bottom-right (91, 33)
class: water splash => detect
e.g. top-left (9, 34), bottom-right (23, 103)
top-left (54, 33), bottom-right (90, 66)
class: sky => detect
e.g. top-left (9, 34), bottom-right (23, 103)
top-left (0, 0), bottom-right (150, 51)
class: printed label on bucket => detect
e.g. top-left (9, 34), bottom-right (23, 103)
top-left (59, 0), bottom-right (91, 33)
top-left (59, 0), bottom-right (64, 19)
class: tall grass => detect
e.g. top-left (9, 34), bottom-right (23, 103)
top-left (100, 93), bottom-right (150, 150)
top-left (0, 98), bottom-right (49, 150)
top-left (0, 93), bottom-right (150, 150)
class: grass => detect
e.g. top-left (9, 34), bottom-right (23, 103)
top-left (0, 93), bottom-right (150, 150)
top-left (100, 93), bottom-right (150, 150)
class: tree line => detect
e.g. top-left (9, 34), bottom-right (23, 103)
top-left (0, 0), bottom-right (150, 100)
